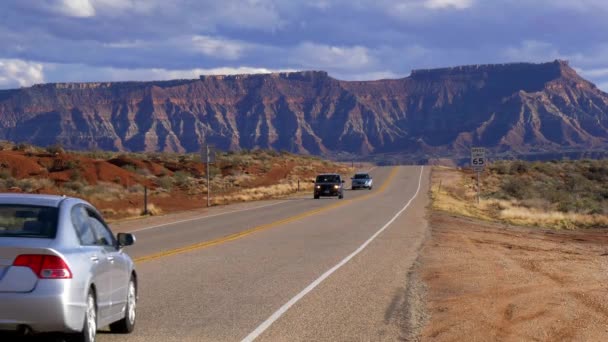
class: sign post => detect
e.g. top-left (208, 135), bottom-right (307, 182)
top-left (201, 144), bottom-right (216, 207)
top-left (471, 147), bottom-right (486, 204)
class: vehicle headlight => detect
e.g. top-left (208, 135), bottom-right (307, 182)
top-left (333, 185), bottom-right (339, 189)
top-left (316, 185), bottom-right (321, 189)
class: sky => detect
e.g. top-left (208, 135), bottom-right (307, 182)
top-left (0, 0), bottom-right (607, 91)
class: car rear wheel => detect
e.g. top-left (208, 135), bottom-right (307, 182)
top-left (110, 277), bottom-right (137, 334)
top-left (71, 290), bottom-right (96, 342)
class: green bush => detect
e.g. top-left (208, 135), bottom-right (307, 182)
top-left (70, 170), bottom-right (82, 181)
top-left (501, 177), bottom-right (532, 199)
top-left (0, 169), bottom-right (12, 179)
top-left (157, 176), bottom-right (174, 190)
top-left (174, 171), bottom-right (190, 187)
top-left (489, 159), bottom-right (608, 215)
top-left (65, 160), bottom-right (80, 170)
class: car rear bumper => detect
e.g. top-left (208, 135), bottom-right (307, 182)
top-left (0, 280), bottom-right (86, 333)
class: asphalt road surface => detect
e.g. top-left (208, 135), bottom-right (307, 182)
top-left (18, 166), bottom-right (431, 342)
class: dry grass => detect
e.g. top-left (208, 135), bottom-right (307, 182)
top-left (431, 165), bottom-right (608, 230)
top-left (212, 181), bottom-right (313, 205)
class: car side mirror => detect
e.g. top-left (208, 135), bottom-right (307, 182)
top-left (117, 233), bottom-right (136, 247)
top-left (342, 180), bottom-right (345, 183)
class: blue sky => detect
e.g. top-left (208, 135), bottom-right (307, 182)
top-left (1, 0), bottom-right (607, 91)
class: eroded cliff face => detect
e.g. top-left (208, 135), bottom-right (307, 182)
top-left (0, 60), bottom-right (606, 157)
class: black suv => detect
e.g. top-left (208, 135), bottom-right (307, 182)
top-left (313, 173), bottom-right (345, 199)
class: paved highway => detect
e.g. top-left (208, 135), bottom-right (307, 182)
top-left (96, 166), bottom-right (429, 341)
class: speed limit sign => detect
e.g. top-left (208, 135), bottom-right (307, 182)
top-left (471, 147), bottom-right (486, 172)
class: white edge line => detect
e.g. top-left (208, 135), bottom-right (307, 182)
top-left (241, 166), bottom-right (425, 342)
top-left (129, 200), bottom-right (290, 233)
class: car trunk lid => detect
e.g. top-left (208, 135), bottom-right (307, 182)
top-left (0, 239), bottom-right (55, 293)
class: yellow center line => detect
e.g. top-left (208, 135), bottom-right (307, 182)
top-left (134, 167), bottom-right (400, 263)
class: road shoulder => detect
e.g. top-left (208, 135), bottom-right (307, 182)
top-left (412, 211), bottom-right (608, 341)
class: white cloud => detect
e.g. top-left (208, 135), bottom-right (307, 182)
top-left (54, 0), bottom-right (96, 17)
top-left (0, 59), bottom-right (45, 88)
top-left (191, 36), bottom-right (247, 60)
top-left (580, 68), bottom-right (608, 78)
top-left (533, 0), bottom-right (608, 12)
top-left (36, 62), bottom-right (297, 85)
top-left (92, 0), bottom-right (158, 13)
top-left (291, 42), bottom-right (373, 70)
top-left (503, 40), bottom-right (562, 62)
top-left (424, 0), bottom-right (473, 9)
top-left (110, 66), bottom-right (296, 80)
top-left (214, 0), bottom-right (284, 31)
top-left (340, 70), bottom-right (402, 81)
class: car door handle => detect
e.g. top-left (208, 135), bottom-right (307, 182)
top-left (90, 256), bottom-right (99, 263)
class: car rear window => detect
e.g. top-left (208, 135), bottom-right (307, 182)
top-left (316, 175), bottom-right (339, 183)
top-left (0, 205), bottom-right (59, 239)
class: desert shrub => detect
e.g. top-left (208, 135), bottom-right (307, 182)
top-left (70, 170), bottom-right (82, 181)
top-left (128, 184), bottom-right (145, 193)
top-left (3, 177), bottom-right (17, 189)
top-left (122, 165), bottom-right (136, 173)
top-left (488, 159), bottom-right (608, 215)
top-left (0, 169), bottom-right (12, 179)
top-left (15, 179), bottom-right (35, 192)
top-left (509, 161), bottom-right (529, 174)
top-left (13, 143), bottom-right (30, 152)
top-left (501, 177), bottom-right (532, 199)
top-left (584, 164), bottom-right (608, 182)
top-left (136, 168), bottom-right (151, 176)
top-left (173, 171), bottom-right (191, 187)
top-left (531, 162), bottom-right (554, 174)
top-left (29, 178), bottom-right (55, 190)
top-left (65, 160), bottom-right (80, 170)
top-left (491, 161), bottom-right (510, 175)
top-left (157, 176), bottom-right (174, 190)
top-left (45, 144), bottom-right (65, 155)
top-left (64, 181), bottom-right (85, 193)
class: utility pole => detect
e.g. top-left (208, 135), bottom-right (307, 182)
top-left (476, 171), bottom-right (480, 204)
top-left (201, 143), bottom-right (216, 208)
top-left (206, 144), bottom-right (210, 207)
top-left (471, 147), bottom-right (486, 205)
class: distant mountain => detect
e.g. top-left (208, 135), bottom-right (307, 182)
top-left (1, 60), bottom-right (607, 161)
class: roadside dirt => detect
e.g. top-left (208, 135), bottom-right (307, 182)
top-left (416, 212), bottom-right (608, 341)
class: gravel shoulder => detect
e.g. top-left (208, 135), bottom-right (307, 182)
top-left (414, 212), bottom-right (608, 341)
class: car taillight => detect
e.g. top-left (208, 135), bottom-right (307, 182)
top-left (13, 254), bottom-right (72, 279)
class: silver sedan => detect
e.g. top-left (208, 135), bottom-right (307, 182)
top-left (0, 194), bottom-right (137, 342)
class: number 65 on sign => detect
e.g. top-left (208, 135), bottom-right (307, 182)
top-left (471, 147), bottom-right (486, 172)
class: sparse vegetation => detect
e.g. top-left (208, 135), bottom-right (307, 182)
top-left (431, 160), bottom-right (608, 229)
top-left (0, 141), bottom-right (353, 220)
